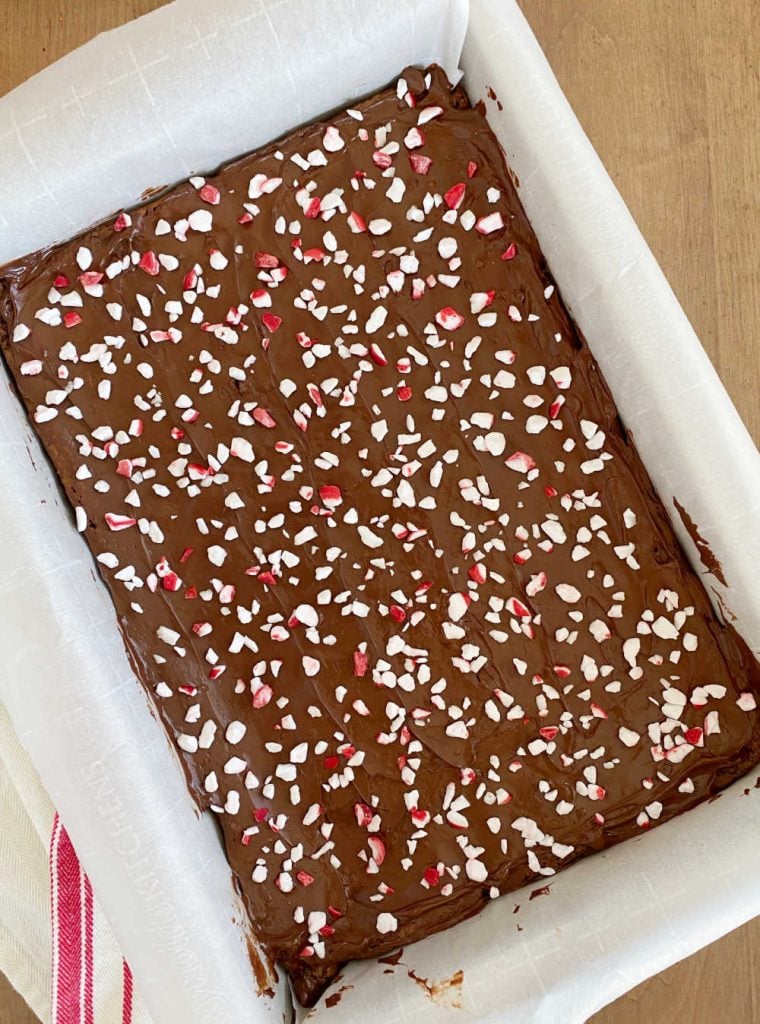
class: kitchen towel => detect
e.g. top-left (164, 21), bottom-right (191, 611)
top-left (0, 700), bottom-right (150, 1024)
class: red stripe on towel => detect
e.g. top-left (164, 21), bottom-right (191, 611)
top-left (122, 960), bottom-right (133, 1024)
top-left (50, 814), bottom-right (85, 1024)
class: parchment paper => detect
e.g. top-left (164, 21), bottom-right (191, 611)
top-left (1, 1), bottom-right (758, 1023)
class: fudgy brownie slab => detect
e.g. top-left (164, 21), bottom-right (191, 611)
top-left (2, 66), bottom-right (758, 1006)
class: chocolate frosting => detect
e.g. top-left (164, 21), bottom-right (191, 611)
top-left (2, 66), bottom-right (759, 1007)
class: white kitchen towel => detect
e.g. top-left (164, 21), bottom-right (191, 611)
top-left (0, 700), bottom-right (151, 1024)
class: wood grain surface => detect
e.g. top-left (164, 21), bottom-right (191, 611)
top-left (0, 2), bottom-right (757, 1022)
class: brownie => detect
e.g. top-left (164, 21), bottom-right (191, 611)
top-left (2, 66), bottom-right (758, 1006)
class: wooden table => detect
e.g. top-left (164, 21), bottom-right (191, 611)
top-left (0, 2), bottom-right (757, 1021)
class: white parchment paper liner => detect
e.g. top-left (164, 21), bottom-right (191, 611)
top-left (0, 1), bottom-right (757, 1022)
